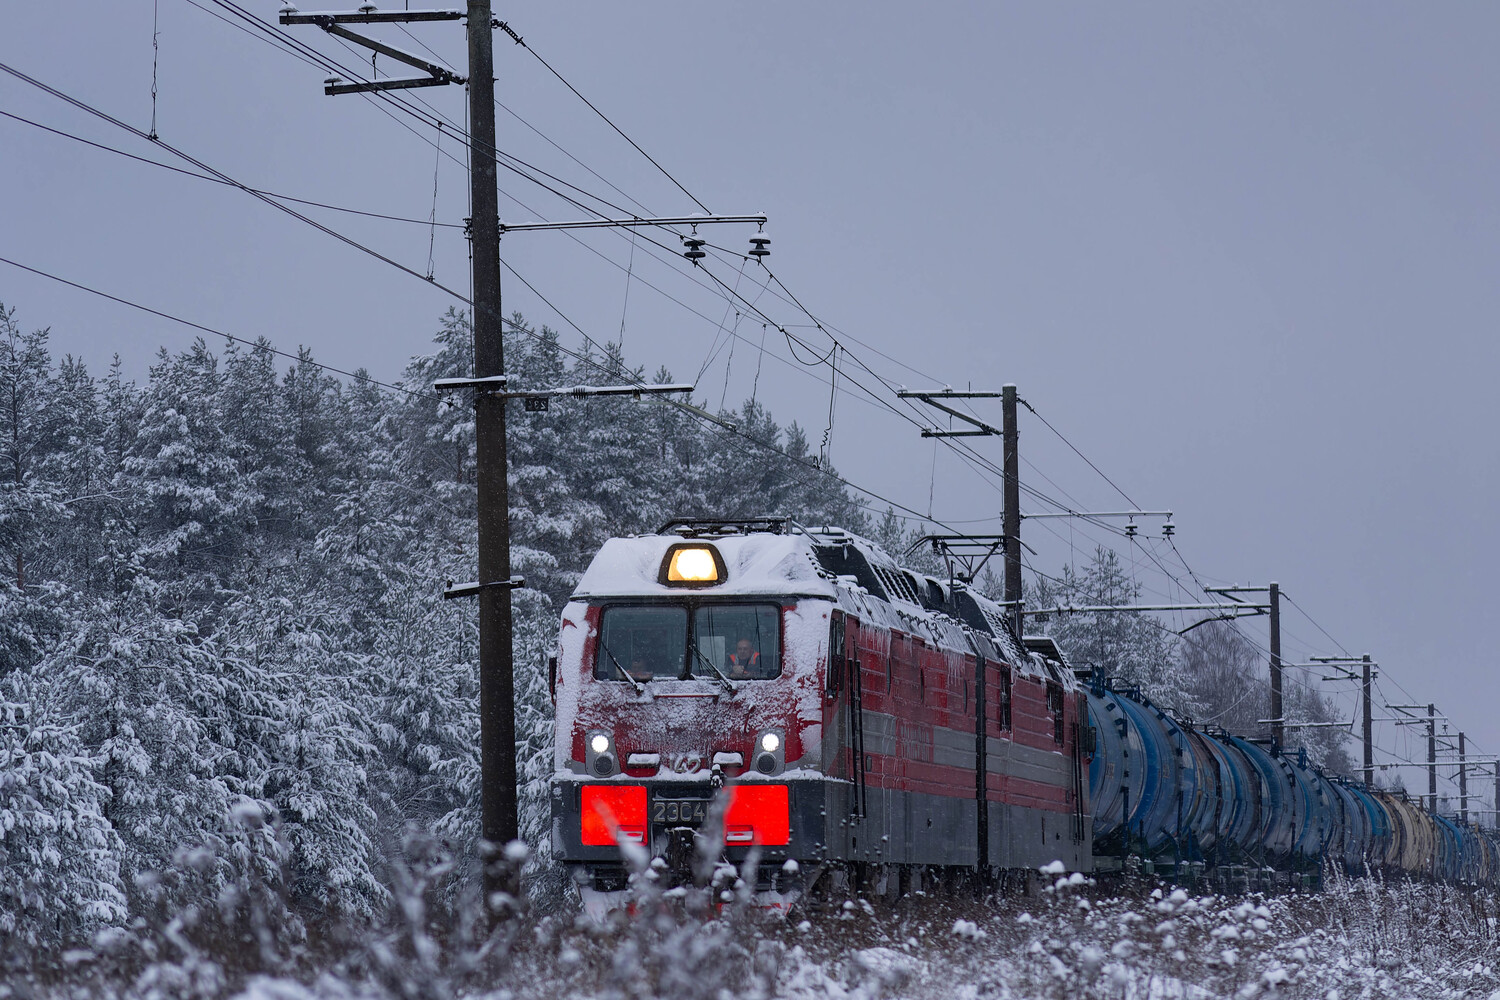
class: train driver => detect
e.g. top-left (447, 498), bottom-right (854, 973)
top-left (727, 637), bottom-right (761, 680)
top-left (627, 655), bottom-right (654, 683)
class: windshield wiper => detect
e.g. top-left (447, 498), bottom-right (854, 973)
top-left (599, 642), bottom-right (646, 695)
top-left (689, 645), bottom-right (738, 695)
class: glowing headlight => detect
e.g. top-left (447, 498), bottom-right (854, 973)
top-left (590, 733), bottom-right (611, 755)
top-left (667, 546), bottom-right (719, 583)
top-left (760, 732), bottom-right (781, 753)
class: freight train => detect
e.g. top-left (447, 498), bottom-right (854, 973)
top-left (547, 519), bottom-right (1497, 897)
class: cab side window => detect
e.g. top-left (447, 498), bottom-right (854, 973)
top-left (827, 610), bottom-right (845, 696)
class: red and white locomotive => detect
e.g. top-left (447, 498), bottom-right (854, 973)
top-left (549, 518), bottom-right (1090, 895)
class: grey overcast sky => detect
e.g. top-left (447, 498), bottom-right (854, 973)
top-left (4, 4), bottom-right (1498, 796)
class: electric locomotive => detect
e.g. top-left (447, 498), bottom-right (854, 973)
top-left (548, 518), bottom-right (1091, 896)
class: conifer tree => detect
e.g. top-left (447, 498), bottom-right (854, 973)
top-left (1030, 546), bottom-right (1194, 715)
top-left (0, 682), bottom-right (127, 947)
top-left (0, 306), bottom-right (65, 591)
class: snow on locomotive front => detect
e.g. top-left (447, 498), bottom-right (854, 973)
top-left (549, 525), bottom-right (833, 893)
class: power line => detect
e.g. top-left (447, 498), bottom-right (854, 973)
top-left (0, 59), bottom-right (473, 302)
top-left (2, 55), bottom-right (871, 465)
top-left (1019, 398), bottom-right (1141, 510)
top-left (181, 1), bottom-right (1272, 617)
top-left (189, 3), bottom-right (946, 453)
top-left (502, 23), bottom-right (711, 215)
top-left (0, 254), bottom-right (432, 400)
top-left (0, 109), bottom-right (464, 229)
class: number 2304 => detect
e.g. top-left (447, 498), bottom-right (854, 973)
top-left (652, 799), bottom-right (708, 825)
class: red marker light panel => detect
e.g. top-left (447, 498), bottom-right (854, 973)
top-left (724, 784), bottom-right (790, 846)
top-left (580, 785), bottom-right (647, 846)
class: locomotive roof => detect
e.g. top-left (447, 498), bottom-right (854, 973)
top-left (572, 531), bottom-right (838, 600)
top-left (571, 525), bottom-right (1071, 684)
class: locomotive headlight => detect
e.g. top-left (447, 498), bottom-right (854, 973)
top-left (659, 543), bottom-right (726, 587)
top-left (753, 729), bottom-right (785, 775)
top-left (669, 547), bottom-right (717, 581)
top-left (585, 730), bottom-right (618, 777)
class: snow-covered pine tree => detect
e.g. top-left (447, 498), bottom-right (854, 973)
top-left (1029, 546), bottom-right (1196, 716)
top-left (223, 590), bottom-right (385, 921)
top-left (220, 337), bottom-right (304, 564)
top-left (121, 341), bottom-right (250, 601)
top-left (0, 679), bottom-right (127, 949)
top-left (35, 597), bottom-right (287, 918)
top-left (0, 306), bottom-right (67, 592)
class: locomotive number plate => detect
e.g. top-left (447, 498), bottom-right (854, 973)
top-left (652, 798), bottom-right (709, 826)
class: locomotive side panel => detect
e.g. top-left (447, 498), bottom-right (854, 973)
top-left (831, 614), bottom-right (981, 868)
top-left (986, 661), bottom-right (1088, 871)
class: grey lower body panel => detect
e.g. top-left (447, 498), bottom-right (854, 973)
top-left (988, 800), bottom-right (1092, 871)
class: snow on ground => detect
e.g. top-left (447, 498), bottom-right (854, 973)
top-left (11, 866), bottom-right (1499, 1000)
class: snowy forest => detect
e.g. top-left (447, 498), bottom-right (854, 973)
top-left (1, 300), bottom-right (1350, 972)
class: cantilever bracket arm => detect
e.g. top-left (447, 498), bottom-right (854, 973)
top-left (896, 389), bottom-right (1002, 437)
top-left (434, 375), bottom-right (509, 393)
top-left (443, 577), bottom-right (526, 600)
top-left (1177, 608), bottom-right (1271, 634)
top-left (280, 9), bottom-right (465, 25)
top-left (309, 18), bottom-right (466, 94)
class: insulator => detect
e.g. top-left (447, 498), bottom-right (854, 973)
top-left (1125, 523), bottom-right (1138, 538)
top-left (358, 0), bottom-right (377, 11)
top-left (279, 1), bottom-right (298, 12)
top-left (682, 235), bottom-right (706, 262)
top-left (1162, 522), bottom-right (1175, 537)
top-left (748, 232), bottom-right (771, 258)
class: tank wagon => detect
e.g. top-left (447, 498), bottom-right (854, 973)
top-left (1083, 679), bottom-right (1500, 885)
top-left (550, 520), bottom-right (1500, 895)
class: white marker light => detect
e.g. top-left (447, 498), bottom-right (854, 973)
top-left (760, 732), bottom-right (781, 754)
top-left (590, 734), bottom-right (610, 755)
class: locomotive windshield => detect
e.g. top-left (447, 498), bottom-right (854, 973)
top-left (594, 603), bottom-right (781, 682)
top-left (693, 605), bottom-right (780, 680)
top-left (595, 606), bottom-right (687, 681)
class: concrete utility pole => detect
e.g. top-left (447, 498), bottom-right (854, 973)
top-left (1298, 654), bottom-right (1374, 776)
top-left (1002, 385), bottom-right (1022, 644)
top-left (1459, 731), bottom-right (1468, 824)
top-left (1429, 705), bottom-right (1438, 811)
top-left (1268, 582), bottom-right (1282, 749)
top-left (1362, 654), bottom-right (1373, 786)
top-left (278, 1), bottom-right (517, 875)
top-left (465, 1), bottom-right (519, 889)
